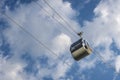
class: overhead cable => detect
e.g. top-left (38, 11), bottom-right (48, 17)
top-left (41, 0), bottom-right (78, 36)
top-left (34, 1), bottom-right (77, 38)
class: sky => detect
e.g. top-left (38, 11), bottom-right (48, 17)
top-left (0, 0), bottom-right (120, 80)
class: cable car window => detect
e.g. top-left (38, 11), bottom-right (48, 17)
top-left (70, 38), bottom-right (83, 52)
top-left (83, 40), bottom-right (88, 49)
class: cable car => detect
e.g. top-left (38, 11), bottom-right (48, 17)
top-left (70, 32), bottom-right (92, 61)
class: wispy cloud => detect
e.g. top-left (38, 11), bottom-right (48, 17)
top-left (115, 55), bottom-right (120, 73)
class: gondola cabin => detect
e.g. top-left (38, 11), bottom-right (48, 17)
top-left (70, 38), bottom-right (92, 61)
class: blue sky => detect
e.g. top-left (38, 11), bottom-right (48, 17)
top-left (64, 0), bottom-right (100, 26)
top-left (0, 0), bottom-right (120, 80)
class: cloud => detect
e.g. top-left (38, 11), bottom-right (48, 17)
top-left (115, 55), bottom-right (120, 73)
top-left (52, 61), bottom-right (71, 80)
top-left (83, 0), bottom-right (120, 59)
top-left (81, 0), bottom-right (120, 73)
top-left (2, 0), bottom-right (80, 79)
top-left (0, 54), bottom-right (26, 80)
top-left (51, 33), bottom-right (71, 57)
top-left (0, 33), bottom-right (3, 47)
top-left (79, 57), bottom-right (97, 70)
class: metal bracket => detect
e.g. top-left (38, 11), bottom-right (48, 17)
top-left (77, 32), bottom-right (83, 38)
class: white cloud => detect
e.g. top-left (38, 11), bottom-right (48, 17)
top-left (43, 0), bottom-right (76, 18)
top-left (51, 33), bottom-right (71, 57)
top-left (2, 0), bottom-right (79, 79)
top-left (79, 57), bottom-right (97, 70)
top-left (115, 55), bottom-right (120, 73)
top-left (0, 33), bottom-right (3, 47)
top-left (52, 60), bottom-right (73, 80)
top-left (0, 54), bottom-right (26, 80)
top-left (81, 0), bottom-right (120, 73)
